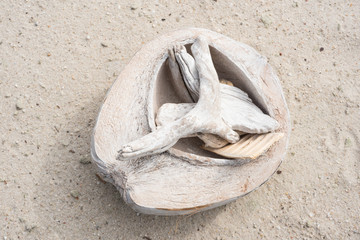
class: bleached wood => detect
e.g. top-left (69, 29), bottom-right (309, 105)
top-left (91, 28), bottom-right (291, 215)
top-left (167, 48), bottom-right (194, 103)
top-left (117, 37), bottom-right (239, 160)
top-left (155, 102), bottom-right (229, 148)
top-left (118, 38), bottom-right (279, 159)
top-left (161, 45), bottom-right (279, 149)
top-left (169, 46), bottom-right (229, 148)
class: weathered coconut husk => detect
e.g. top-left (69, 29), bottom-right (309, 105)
top-left (91, 28), bottom-right (290, 215)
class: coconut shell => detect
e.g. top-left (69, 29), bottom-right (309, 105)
top-left (91, 28), bottom-right (290, 215)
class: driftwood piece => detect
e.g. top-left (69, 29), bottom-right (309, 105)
top-left (117, 37), bottom-right (240, 160)
top-left (118, 38), bottom-right (279, 159)
top-left (91, 28), bottom-right (290, 215)
top-left (173, 45), bottom-right (200, 102)
top-left (167, 48), bottom-right (194, 103)
top-left (155, 81), bottom-right (279, 149)
top-left (170, 45), bottom-right (227, 148)
top-left (162, 45), bottom-right (279, 149)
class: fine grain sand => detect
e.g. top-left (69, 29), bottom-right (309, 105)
top-left (1, 0), bottom-right (359, 239)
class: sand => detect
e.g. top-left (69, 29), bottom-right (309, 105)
top-left (1, 0), bottom-right (359, 239)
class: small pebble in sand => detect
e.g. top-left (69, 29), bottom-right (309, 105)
top-left (39, 82), bottom-right (46, 89)
top-left (344, 138), bottom-right (352, 147)
top-left (130, 4), bottom-right (139, 11)
top-left (80, 158), bottom-right (91, 164)
top-left (16, 99), bottom-right (27, 110)
top-left (70, 190), bottom-right (80, 199)
top-left (319, 47), bottom-right (324, 52)
top-left (101, 43), bottom-right (108, 47)
top-left (61, 139), bottom-right (70, 146)
top-left (25, 225), bottom-right (36, 232)
top-left (260, 16), bottom-right (271, 28)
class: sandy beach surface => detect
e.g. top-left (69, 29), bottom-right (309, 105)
top-left (1, 0), bottom-right (359, 239)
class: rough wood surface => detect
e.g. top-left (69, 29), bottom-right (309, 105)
top-left (91, 28), bottom-right (290, 215)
